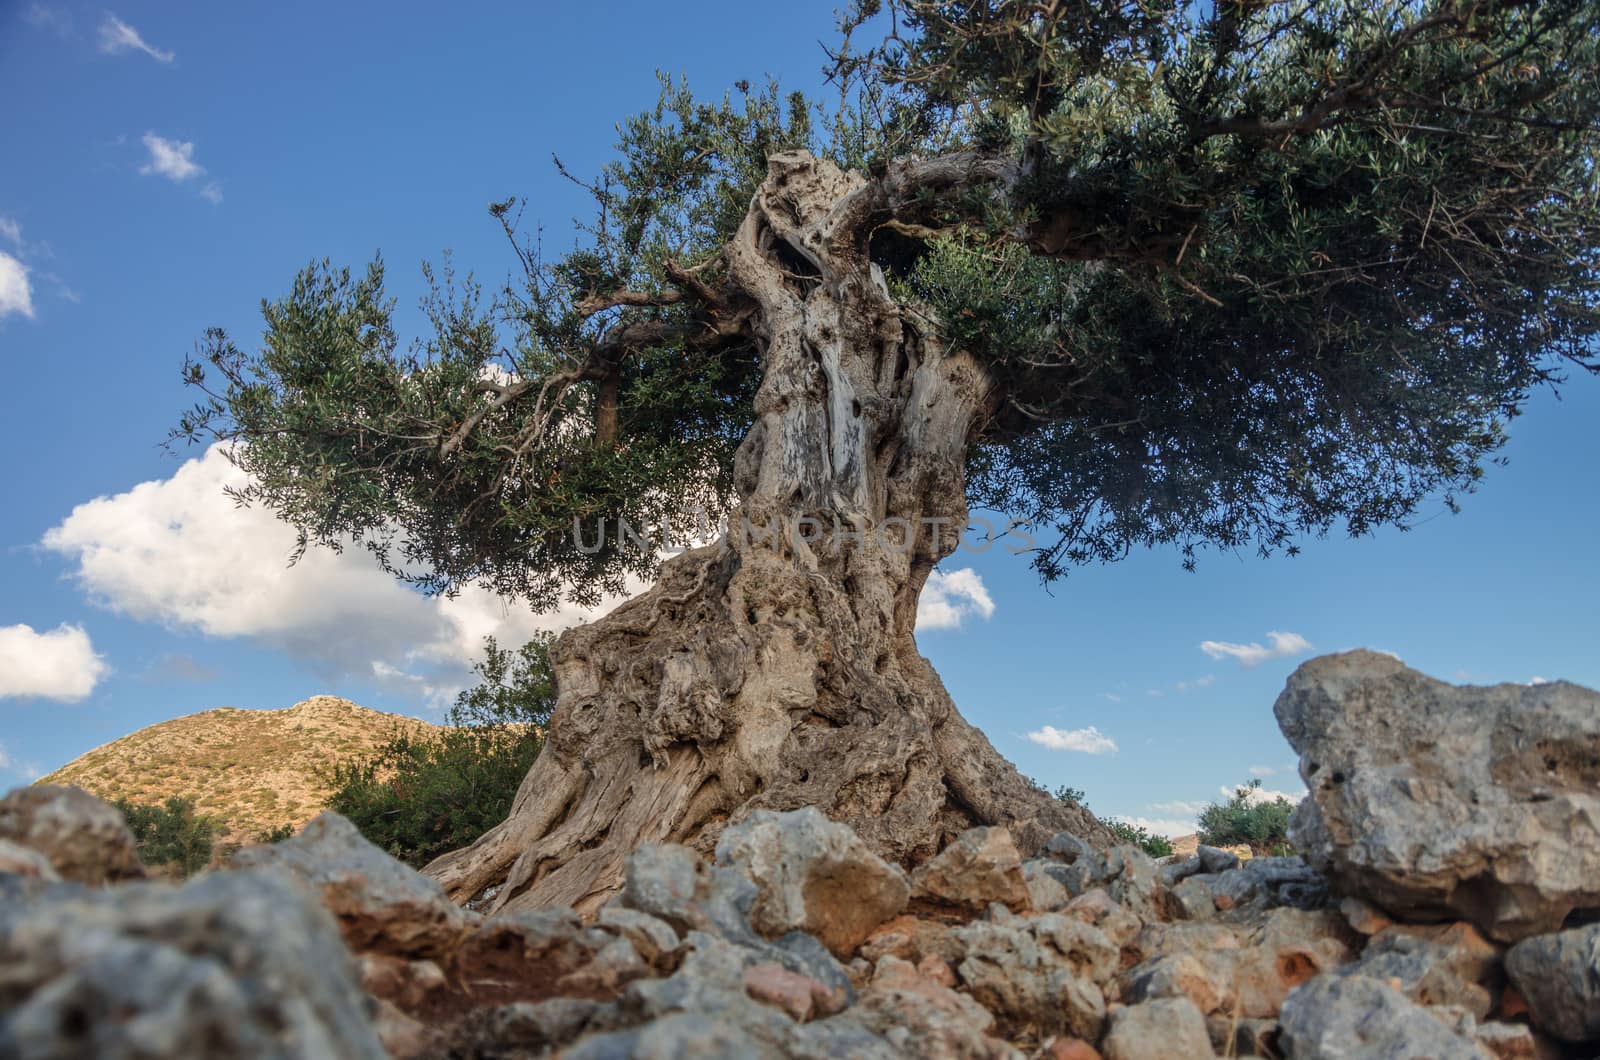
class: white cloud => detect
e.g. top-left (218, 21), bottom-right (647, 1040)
top-left (1529, 676), bottom-right (1551, 686)
top-left (1200, 630), bottom-right (1312, 668)
top-left (0, 216), bottom-right (20, 246)
top-left (42, 444), bottom-right (625, 707)
top-left (0, 252), bottom-right (35, 319)
top-left (24, 4), bottom-right (73, 34)
top-left (139, 133), bottom-right (203, 181)
top-left (1102, 692), bottom-right (1123, 703)
top-left (0, 742), bottom-right (11, 769)
top-left (98, 13), bottom-right (173, 63)
top-left (1148, 799), bottom-right (1208, 818)
top-left (0, 623), bottom-right (109, 702)
top-left (1173, 674), bottom-right (1216, 693)
top-left (1223, 783), bottom-right (1305, 806)
top-left (199, 182), bottom-right (223, 205)
top-left (916, 568), bottom-right (995, 631)
top-left (1026, 725), bottom-right (1117, 755)
top-left (1248, 764), bottom-right (1279, 778)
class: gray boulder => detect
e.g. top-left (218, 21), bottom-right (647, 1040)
top-left (1278, 974), bottom-right (1492, 1059)
top-left (0, 869), bottom-right (385, 1059)
top-left (1505, 922), bottom-right (1600, 1042)
top-left (1276, 651), bottom-right (1600, 941)
top-left (1102, 998), bottom-right (1215, 1060)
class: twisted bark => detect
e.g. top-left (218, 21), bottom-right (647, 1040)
top-left (425, 153), bottom-right (1109, 914)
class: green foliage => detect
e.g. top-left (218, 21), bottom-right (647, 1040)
top-left (1052, 784), bottom-right (1087, 807)
top-left (115, 795), bottom-right (219, 877)
top-left (1107, 820), bottom-right (1176, 859)
top-left (326, 634), bottom-right (556, 867)
top-left (1043, 781), bottom-right (1173, 857)
top-left (174, 80), bottom-right (811, 610)
top-left (1197, 779), bottom-right (1295, 855)
top-left (868, 0), bottom-right (1600, 578)
top-left (255, 822), bottom-right (296, 844)
top-left (176, 3), bottom-right (1600, 605)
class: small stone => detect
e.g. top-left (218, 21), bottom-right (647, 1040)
top-left (1102, 998), bottom-right (1215, 1060)
top-left (1340, 896), bottom-right (1394, 936)
top-left (1505, 921), bottom-right (1600, 1042)
top-left (1475, 1020), bottom-right (1559, 1060)
top-left (1045, 1037), bottom-right (1104, 1060)
top-left (912, 827), bottom-right (1032, 913)
top-left (743, 960), bottom-right (820, 1021)
top-left (917, 953), bottom-right (957, 988)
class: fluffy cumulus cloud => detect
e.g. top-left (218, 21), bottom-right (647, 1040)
top-left (0, 251), bottom-right (34, 319)
top-left (139, 133), bottom-right (203, 181)
top-left (98, 14), bottom-right (174, 63)
top-left (1200, 630), bottom-right (1312, 668)
top-left (1026, 725), bottom-right (1118, 755)
top-left (0, 623), bottom-right (109, 702)
top-left (916, 568), bottom-right (995, 631)
top-left (42, 445), bottom-right (624, 707)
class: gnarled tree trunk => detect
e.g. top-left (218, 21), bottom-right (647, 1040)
top-left (425, 153), bottom-right (1108, 914)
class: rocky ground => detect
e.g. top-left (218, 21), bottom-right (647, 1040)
top-left (3, 650), bottom-right (1599, 1059)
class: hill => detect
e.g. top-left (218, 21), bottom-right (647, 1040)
top-left (39, 696), bottom-right (439, 841)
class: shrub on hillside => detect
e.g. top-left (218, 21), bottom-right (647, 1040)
top-left (327, 634), bottom-right (556, 867)
top-left (114, 795), bottom-right (218, 876)
top-left (1107, 819), bottom-right (1175, 859)
top-left (1037, 779), bottom-right (1175, 859)
top-left (1197, 779), bottom-right (1294, 855)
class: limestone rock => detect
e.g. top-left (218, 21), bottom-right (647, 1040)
top-left (1474, 1021), bottom-right (1561, 1060)
top-left (912, 827), bottom-right (1031, 913)
top-left (1276, 651), bottom-right (1600, 941)
top-left (0, 869), bottom-right (385, 1058)
top-left (1102, 998), bottom-right (1215, 1060)
top-left (1022, 859), bottom-right (1071, 911)
top-left (1505, 922), bottom-right (1600, 1042)
top-left (617, 841), bottom-right (761, 944)
top-left (1342, 921), bottom-right (1503, 1019)
top-left (0, 785), bottom-right (145, 885)
top-left (1278, 974), bottom-right (1493, 1059)
top-left (715, 808), bottom-right (910, 957)
top-left (951, 908), bottom-right (1115, 1038)
top-left (0, 838), bottom-right (60, 881)
top-left (232, 811), bottom-right (474, 960)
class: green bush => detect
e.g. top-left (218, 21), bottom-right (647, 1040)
top-left (1197, 779), bottom-right (1294, 855)
top-left (1107, 820), bottom-right (1175, 859)
top-left (114, 795), bottom-right (218, 876)
top-left (1037, 779), bottom-right (1174, 859)
top-left (255, 822), bottom-right (296, 844)
top-left (327, 634), bottom-right (556, 867)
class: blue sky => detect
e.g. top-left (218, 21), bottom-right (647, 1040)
top-left (3, 2), bottom-right (1597, 837)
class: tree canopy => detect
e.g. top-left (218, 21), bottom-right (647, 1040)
top-left (176, 0), bottom-right (1600, 604)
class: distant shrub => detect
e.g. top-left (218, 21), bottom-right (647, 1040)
top-left (114, 795), bottom-right (218, 876)
top-left (1197, 779), bottom-right (1294, 855)
top-left (256, 822), bottom-right (296, 844)
top-left (327, 634), bottom-right (556, 867)
top-left (1052, 785), bottom-right (1087, 807)
top-left (1035, 779), bottom-right (1175, 859)
top-left (1107, 820), bottom-right (1175, 859)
